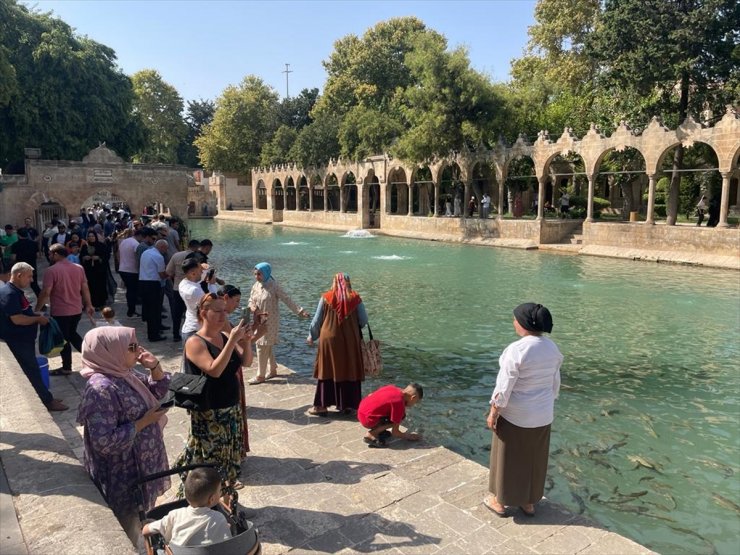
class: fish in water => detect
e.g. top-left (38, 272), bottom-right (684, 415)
top-left (712, 493), bottom-right (740, 513)
top-left (628, 455), bottom-right (664, 474)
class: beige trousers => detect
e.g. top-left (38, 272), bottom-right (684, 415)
top-left (256, 344), bottom-right (277, 378)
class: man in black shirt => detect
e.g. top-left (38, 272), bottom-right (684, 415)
top-left (11, 228), bottom-right (40, 295)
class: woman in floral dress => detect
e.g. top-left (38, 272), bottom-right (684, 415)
top-left (77, 326), bottom-right (171, 544)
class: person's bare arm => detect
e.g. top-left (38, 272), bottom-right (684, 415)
top-left (81, 281), bottom-right (94, 316)
top-left (34, 287), bottom-right (51, 312)
top-left (10, 313), bottom-right (48, 326)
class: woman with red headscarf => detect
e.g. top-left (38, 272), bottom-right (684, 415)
top-left (306, 273), bottom-right (369, 416)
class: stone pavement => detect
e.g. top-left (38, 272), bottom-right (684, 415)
top-left (4, 364), bottom-right (656, 554)
top-left (1, 286), bottom-right (655, 554)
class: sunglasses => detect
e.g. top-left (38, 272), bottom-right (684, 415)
top-left (128, 342), bottom-right (139, 352)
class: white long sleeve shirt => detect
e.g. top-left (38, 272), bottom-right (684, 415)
top-left (491, 335), bottom-right (562, 428)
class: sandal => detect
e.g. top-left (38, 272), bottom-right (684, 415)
top-left (49, 368), bottom-right (73, 376)
top-left (363, 436), bottom-right (386, 448)
top-left (519, 505), bottom-right (535, 517)
top-left (307, 407), bottom-right (328, 416)
top-left (483, 496), bottom-right (507, 518)
top-left (266, 371), bottom-right (278, 379)
top-left (247, 376), bottom-right (265, 385)
top-left (231, 480), bottom-right (245, 490)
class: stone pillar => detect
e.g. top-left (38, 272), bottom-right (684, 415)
top-left (586, 173), bottom-right (595, 222)
top-left (645, 174), bottom-right (657, 225)
top-left (340, 186), bottom-right (345, 213)
top-left (308, 188), bottom-right (314, 211)
top-left (497, 172), bottom-right (506, 219)
top-left (536, 177), bottom-right (546, 220)
top-left (464, 181), bottom-right (471, 218)
top-left (718, 172), bottom-right (731, 228)
top-left (433, 182), bottom-right (440, 217)
top-left (324, 188), bottom-right (329, 212)
top-left (408, 184), bottom-right (413, 216)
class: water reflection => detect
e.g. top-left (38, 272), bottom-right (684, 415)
top-left (191, 220), bottom-right (740, 555)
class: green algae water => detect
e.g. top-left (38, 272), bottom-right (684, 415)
top-left (190, 219), bottom-right (740, 554)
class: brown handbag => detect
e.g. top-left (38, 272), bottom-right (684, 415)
top-left (360, 324), bottom-right (382, 377)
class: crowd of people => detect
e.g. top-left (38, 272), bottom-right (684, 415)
top-left (0, 207), bottom-right (564, 547)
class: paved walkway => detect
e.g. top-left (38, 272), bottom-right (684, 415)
top-left (1, 281), bottom-right (655, 554)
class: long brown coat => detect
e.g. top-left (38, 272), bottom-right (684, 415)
top-left (313, 301), bottom-right (364, 383)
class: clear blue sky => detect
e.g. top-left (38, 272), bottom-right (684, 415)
top-left (30, 0), bottom-right (536, 104)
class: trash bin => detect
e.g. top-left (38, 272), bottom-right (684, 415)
top-left (629, 211), bottom-right (639, 222)
top-left (36, 355), bottom-right (50, 389)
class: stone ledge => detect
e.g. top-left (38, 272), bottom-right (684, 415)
top-left (0, 343), bottom-right (135, 555)
top-left (579, 245), bottom-right (740, 270)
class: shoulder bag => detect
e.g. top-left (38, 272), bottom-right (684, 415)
top-left (360, 324), bottom-right (382, 377)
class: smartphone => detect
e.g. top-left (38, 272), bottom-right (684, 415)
top-left (159, 392), bottom-right (176, 409)
top-left (206, 268), bottom-right (215, 281)
top-left (239, 307), bottom-right (250, 328)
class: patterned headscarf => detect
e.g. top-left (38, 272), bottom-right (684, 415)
top-left (323, 272), bottom-right (362, 324)
top-left (79, 327), bottom-right (162, 416)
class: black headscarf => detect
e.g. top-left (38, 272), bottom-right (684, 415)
top-left (513, 303), bottom-right (553, 334)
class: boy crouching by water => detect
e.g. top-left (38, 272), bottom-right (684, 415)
top-left (143, 467), bottom-right (232, 547)
top-left (358, 383), bottom-right (423, 448)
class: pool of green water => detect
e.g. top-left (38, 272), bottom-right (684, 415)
top-left (190, 219), bottom-right (740, 554)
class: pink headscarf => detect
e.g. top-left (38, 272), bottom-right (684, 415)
top-left (80, 327), bottom-right (161, 416)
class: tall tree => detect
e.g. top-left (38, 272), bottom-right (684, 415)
top-left (177, 98), bottom-right (214, 168)
top-left (131, 69), bottom-right (187, 164)
top-left (195, 75), bottom-right (280, 174)
top-left (288, 112), bottom-right (341, 168)
top-left (279, 88), bottom-right (319, 130)
top-left (393, 33), bottom-right (504, 162)
top-left (0, 0), bottom-right (145, 170)
top-left (588, 0), bottom-right (739, 224)
top-left (260, 125), bottom-right (298, 167)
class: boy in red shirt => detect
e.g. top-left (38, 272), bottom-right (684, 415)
top-left (357, 383), bottom-right (423, 448)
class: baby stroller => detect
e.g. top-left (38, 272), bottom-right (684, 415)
top-left (135, 464), bottom-right (260, 555)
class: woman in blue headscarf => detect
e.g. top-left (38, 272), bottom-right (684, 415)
top-left (247, 262), bottom-right (309, 384)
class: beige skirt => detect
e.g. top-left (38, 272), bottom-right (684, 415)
top-left (488, 416), bottom-right (551, 506)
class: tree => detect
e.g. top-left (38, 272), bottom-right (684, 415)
top-left (393, 33), bottom-right (505, 162)
top-left (588, 0), bottom-right (739, 224)
top-left (260, 125), bottom-right (298, 167)
top-left (131, 69), bottom-right (187, 164)
top-left (177, 98), bottom-right (214, 168)
top-left (279, 88), bottom-right (319, 130)
top-left (0, 0), bottom-right (145, 170)
top-left (288, 112), bottom-right (341, 168)
top-left (195, 75), bottom-right (280, 174)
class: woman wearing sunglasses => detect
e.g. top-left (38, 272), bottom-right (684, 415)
top-left (174, 293), bottom-right (252, 491)
top-left (76, 326), bottom-right (172, 545)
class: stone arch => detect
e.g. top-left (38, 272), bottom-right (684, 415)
top-left (285, 176), bottom-right (296, 211)
top-left (23, 192), bottom-right (69, 229)
top-left (341, 171), bottom-right (358, 212)
top-left (325, 173), bottom-right (339, 211)
top-left (256, 180), bottom-right (268, 210)
top-left (386, 167), bottom-right (409, 215)
top-left (411, 166), bottom-right (433, 216)
top-left (470, 162), bottom-right (496, 215)
top-left (658, 141), bottom-right (721, 221)
top-left (311, 175), bottom-right (324, 211)
top-left (297, 175), bottom-right (309, 211)
top-left (438, 164), bottom-right (464, 217)
top-left (595, 147), bottom-right (647, 218)
top-left (503, 155), bottom-right (537, 216)
top-left (543, 153), bottom-right (586, 210)
top-left (272, 178), bottom-right (284, 211)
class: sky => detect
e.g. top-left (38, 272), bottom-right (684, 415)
top-left (29, 0), bottom-right (537, 104)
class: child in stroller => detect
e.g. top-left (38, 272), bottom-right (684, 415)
top-left (137, 464), bottom-right (260, 555)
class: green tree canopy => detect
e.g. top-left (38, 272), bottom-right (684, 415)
top-left (260, 125), bottom-right (298, 167)
top-left (177, 98), bottom-right (214, 168)
top-left (195, 75), bottom-right (280, 174)
top-left (131, 69), bottom-right (187, 164)
top-left (0, 0), bottom-right (145, 171)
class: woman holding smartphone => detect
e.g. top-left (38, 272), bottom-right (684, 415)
top-left (76, 326), bottom-right (171, 544)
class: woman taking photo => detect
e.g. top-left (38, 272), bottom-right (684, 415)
top-left (174, 293), bottom-right (253, 490)
top-left (306, 272), bottom-right (368, 416)
top-left (80, 230), bottom-right (110, 310)
top-left (76, 327), bottom-right (171, 544)
top-left (484, 303), bottom-right (562, 518)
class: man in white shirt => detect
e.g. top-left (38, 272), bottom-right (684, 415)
top-left (118, 228), bottom-right (143, 317)
top-left (481, 193), bottom-right (491, 219)
top-left (166, 240), bottom-right (201, 340)
top-left (139, 240), bottom-right (169, 342)
top-left (178, 258), bottom-right (218, 342)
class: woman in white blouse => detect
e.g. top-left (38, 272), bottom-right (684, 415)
top-left (484, 303), bottom-right (562, 518)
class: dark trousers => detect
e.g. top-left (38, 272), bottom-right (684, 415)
top-left (7, 339), bottom-right (53, 405)
top-left (170, 287), bottom-right (185, 339)
top-left (119, 271), bottom-right (139, 315)
top-left (30, 267), bottom-right (40, 296)
top-left (54, 313), bottom-right (83, 370)
top-left (140, 281), bottom-right (163, 340)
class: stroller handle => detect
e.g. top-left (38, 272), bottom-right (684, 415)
top-left (135, 463), bottom-right (218, 485)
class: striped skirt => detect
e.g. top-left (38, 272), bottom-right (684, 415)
top-left (488, 416), bottom-right (551, 506)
